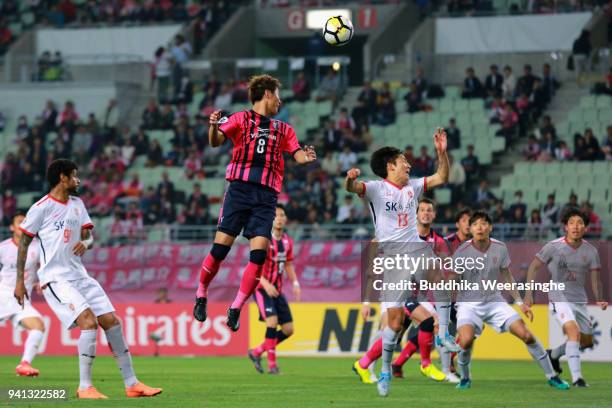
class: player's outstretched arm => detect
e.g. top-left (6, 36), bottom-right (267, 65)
top-left (524, 257), bottom-right (544, 307)
top-left (14, 234), bottom-right (33, 306)
top-left (344, 168), bottom-right (365, 195)
top-left (501, 266), bottom-right (533, 321)
top-left (294, 145), bottom-right (317, 164)
top-left (208, 110), bottom-right (226, 147)
top-left (425, 128), bottom-right (449, 189)
top-left (590, 268), bottom-right (608, 310)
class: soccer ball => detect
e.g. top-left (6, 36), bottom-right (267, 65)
top-left (322, 15), bottom-right (353, 46)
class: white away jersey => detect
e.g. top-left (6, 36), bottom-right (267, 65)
top-left (361, 178), bottom-right (426, 243)
top-left (20, 195), bottom-right (94, 285)
top-left (0, 238), bottom-right (40, 294)
top-left (536, 237), bottom-right (600, 303)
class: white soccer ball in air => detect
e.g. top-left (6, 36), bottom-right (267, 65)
top-left (322, 15), bottom-right (353, 46)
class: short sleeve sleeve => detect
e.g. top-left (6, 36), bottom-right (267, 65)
top-left (535, 242), bottom-right (555, 264)
top-left (409, 177), bottom-right (426, 198)
top-left (20, 204), bottom-right (45, 237)
top-left (218, 112), bottom-right (242, 143)
top-left (286, 236), bottom-right (294, 262)
top-left (500, 245), bottom-right (511, 268)
top-left (588, 247), bottom-right (601, 270)
top-left (80, 201), bottom-right (94, 230)
top-left (359, 180), bottom-right (382, 201)
top-left (282, 124), bottom-right (301, 156)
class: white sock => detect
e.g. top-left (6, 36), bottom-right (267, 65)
top-left (435, 302), bottom-right (451, 338)
top-left (381, 327), bottom-right (399, 375)
top-left (78, 329), bottom-right (97, 390)
top-left (551, 343), bottom-right (566, 359)
top-left (526, 340), bottom-right (555, 379)
top-left (457, 346), bottom-right (472, 380)
top-left (105, 324), bottom-right (138, 387)
top-left (566, 340), bottom-right (582, 382)
top-left (22, 329), bottom-right (44, 364)
top-left (438, 345), bottom-right (451, 374)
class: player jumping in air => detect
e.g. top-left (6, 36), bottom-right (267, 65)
top-left (193, 75), bottom-right (316, 331)
top-left (451, 211), bottom-right (569, 391)
top-left (345, 128), bottom-right (449, 397)
top-left (248, 204), bottom-right (300, 374)
top-left (525, 208), bottom-right (607, 387)
top-left (14, 159), bottom-right (162, 399)
top-left (0, 212), bottom-right (45, 377)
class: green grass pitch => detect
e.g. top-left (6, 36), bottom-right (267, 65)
top-left (1, 356), bottom-right (610, 407)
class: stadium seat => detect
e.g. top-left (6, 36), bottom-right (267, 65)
top-left (560, 162), bottom-right (578, 175)
top-left (16, 192), bottom-right (40, 209)
top-left (435, 188), bottom-right (452, 205)
top-left (543, 162), bottom-right (561, 176)
top-left (579, 95), bottom-right (596, 109)
top-left (439, 99), bottom-right (454, 113)
top-left (514, 162), bottom-right (531, 177)
top-left (444, 86), bottom-right (460, 99)
top-left (454, 99), bottom-right (469, 112)
top-left (491, 136), bottom-right (505, 152)
top-left (595, 96), bottom-right (611, 109)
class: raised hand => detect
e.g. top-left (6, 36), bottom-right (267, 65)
top-left (209, 110), bottom-right (222, 126)
top-left (433, 127), bottom-right (448, 154)
top-left (346, 168), bottom-right (361, 180)
top-left (303, 145), bottom-right (317, 162)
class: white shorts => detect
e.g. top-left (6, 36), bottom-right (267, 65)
top-left (550, 302), bottom-right (592, 335)
top-left (0, 287), bottom-right (42, 328)
top-left (43, 277), bottom-right (115, 330)
top-left (457, 302), bottom-right (521, 336)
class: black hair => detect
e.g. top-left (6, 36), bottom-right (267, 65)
top-left (370, 146), bottom-right (403, 179)
top-left (469, 210), bottom-right (492, 226)
top-left (418, 197), bottom-right (437, 212)
top-left (455, 208), bottom-right (472, 223)
top-left (562, 208), bottom-right (589, 226)
top-left (12, 211), bottom-right (26, 223)
top-left (276, 204), bottom-right (286, 212)
top-left (47, 159), bottom-right (77, 188)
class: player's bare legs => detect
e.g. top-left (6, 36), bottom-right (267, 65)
top-left (194, 231), bottom-right (235, 322)
top-left (507, 319), bottom-right (568, 389)
top-left (15, 317), bottom-right (45, 377)
top-left (97, 312), bottom-right (162, 397)
top-left (226, 236), bottom-right (269, 331)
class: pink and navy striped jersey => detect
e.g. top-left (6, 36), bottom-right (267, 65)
top-left (219, 110), bottom-right (301, 193)
top-left (259, 232), bottom-right (294, 292)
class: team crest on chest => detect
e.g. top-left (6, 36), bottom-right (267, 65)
top-left (406, 187), bottom-right (414, 200)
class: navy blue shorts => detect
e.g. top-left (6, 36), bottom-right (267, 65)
top-left (217, 181), bottom-right (277, 239)
top-left (254, 289), bottom-right (293, 325)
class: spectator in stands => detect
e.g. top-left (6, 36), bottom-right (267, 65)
top-left (573, 134), bottom-right (589, 161)
top-left (496, 101), bottom-right (518, 147)
top-left (123, 173), bottom-right (143, 198)
top-left (461, 67), bottom-right (484, 99)
top-left (57, 100), bottom-right (79, 129)
top-left (321, 151), bottom-right (340, 176)
top-left (524, 209), bottom-right (544, 240)
top-left (159, 103), bottom-right (175, 129)
top-left (461, 144), bottom-right (480, 186)
top-left (412, 145), bottom-right (435, 178)
top-left (561, 193), bottom-right (579, 218)
top-left (572, 29), bottom-right (591, 82)
top-left (445, 117), bottom-right (461, 150)
top-left (583, 128), bottom-right (604, 160)
top-left (170, 34), bottom-right (192, 99)
top-left (530, 78), bottom-right (547, 118)
top-left (508, 190), bottom-right (527, 217)
top-left (404, 82), bottom-right (423, 113)
top-left (335, 107), bottom-right (356, 136)
top-left (1, 189), bottom-right (16, 223)
top-left (539, 115), bottom-right (556, 140)
top-left (285, 199), bottom-right (306, 223)
top-left (316, 68), bottom-right (341, 104)
top-left (0, 111), bottom-right (4, 132)
top-left (491, 199), bottom-right (508, 223)
top-left (154, 288), bottom-right (172, 304)
top-left (322, 119), bottom-right (342, 152)
top-left (357, 81), bottom-right (378, 122)
top-left (58, 0), bottom-right (77, 23)
top-left (175, 74), bottom-right (193, 105)
top-left (351, 99), bottom-right (369, 131)
top-left (472, 180), bottom-right (496, 207)
top-left (541, 194), bottom-right (559, 227)
top-left (184, 149), bottom-right (202, 179)
top-left (502, 65), bottom-right (516, 100)
top-left (338, 146), bottom-right (357, 173)
top-left (602, 125), bottom-right (612, 160)
top-left (187, 183), bottom-right (209, 210)
top-left (292, 71), bottom-right (310, 102)
top-left (103, 98), bottom-right (119, 129)
top-left (447, 153), bottom-right (465, 203)
top-left (131, 127), bottom-right (150, 156)
top-left (377, 94), bottom-right (396, 126)
top-left (72, 124), bottom-right (93, 165)
top-left (142, 99), bottom-right (161, 130)
top-left (538, 130), bottom-right (555, 160)
top-left (147, 139), bottom-right (164, 167)
top-left (412, 67), bottom-right (428, 96)
top-left (485, 64), bottom-right (503, 98)
top-left (16, 116), bottom-right (29, 141)
top-left (523, 135), bottom-right (541, 161)
top-left (541, 63), bottom-right (559, 103)
top-left (40, 100), bottom-right (58, 133)
top-left (404, 145), bottom-right (415, 167)
top-left (555, 140), bottom-right (572, 161)
top-left (516, 64), bottom-right (538, 96)
top-left (581, 201), bottom-right (601, 237)
top-left (336, 195), bottom-right (355, 223)
top-left (0, 19), bottom-right (12, 55)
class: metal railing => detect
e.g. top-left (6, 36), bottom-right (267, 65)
top-left (1, 222), bottom-right (608, 246)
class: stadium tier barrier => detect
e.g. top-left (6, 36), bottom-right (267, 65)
top-left (2, 303), bottom-right (611, 362)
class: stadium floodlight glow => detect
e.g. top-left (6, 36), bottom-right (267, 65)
top-left (332, 61), bottom-right (341, 71)
top-left (306, 9), bottom-right (352, 30)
